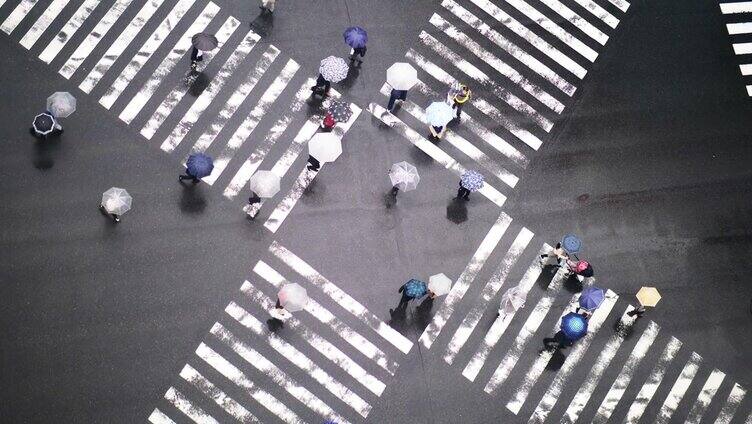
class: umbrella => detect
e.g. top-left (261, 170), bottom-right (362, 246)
top-left (636, 286), bottom-right (661, 307)
top-left (328, 101), bottom-right (353, 122)
top-left (560, 312), bottom-right (588, 341)
top-left (308, 132), bottom-right (342, 163)
top-left (578, 286), bottom-right (605, 311)
top-left (192, 32), bottom-right (218, 50)
top-left (32, 113), bottom-right (56, 135)
top-left (46, 92), bottom-right (76, 118)
top-left (404, 279), bottom-right (427, 298)
top-left (249, 170), bottom-right (280, 198)
top-left (186, 153), bottom-right (214, 178)
top-left (574, 260), bottom-right (594, 277)
top-left (561, 234), bottom-right (582, 254)
top-left (278, 283), bottom-right (308, 312)
top-left (389, 161), bottom-right (420, 191)
top-left (425, 101), bottom-right (454, 127)
top-left (386, 62), bottom-right (418, 91)
top-left (319, 56), bottom-right (349, 83)
top-left (500, 286), bottom-right (526, 315)
top-left (428, 273), bottom-right (452, 296)
top-left (460, 170), bottom-right (485, 192)
top-left (101, 187), bottom-right (132, 215)
top-left (343, 26), bottom-right (368, 48)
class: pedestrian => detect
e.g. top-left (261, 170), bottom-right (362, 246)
top-left (30, 112), bottom-right (63, 139)
top-left (540, 330), bottom-right (574, 353)
top-left (311, 73), bottom-right (331, 96)
top-left (307, 155), bottom-right (321, 172)
top-left (190, 47), bottom-right (203, 70)
top-left (428, 123), bottom-right (446, 140)
top-left (99, 205), bottom-right (121, 223)
top-left (390, 185), bottom-right (400, 197)
top-left (575, 306), bottom-right (592, 319)
top-left (320, 112), bottom-right (335, 132)
top-left (393, 279), bottom-right (436, 315)
top-left (626, 305), bottom-right (646, 318)
top-left (541, 242), bottom-right (568, 266)
top-left (446, 80), bottom-right (462, 104)
top-left (387, 88), bottom-right (408, 111)
top-left (259, 0), bottom-right (276, 13)
top-left (178, 169), bottom-right (201, 183)
top-left (452, 84), bottom-right (471, 121)
top-left (456, 180), bottom-right (471, 201)
top-left (248, 190), bottom-right (262, 205)
top-left (349, 45), bottom-right (366, 66)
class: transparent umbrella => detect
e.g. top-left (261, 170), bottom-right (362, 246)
top-left (278, 283), bottom-right (308, 312)
top-left (386, 62), bottom-right (418, 91)
top-left (425, 101), bottom-right (454, 127)
top-left (249, 170), bottom-right (280, 198)
top-left (428, 273), bottom-right (452, 296)
top-left (500, 286), bottom-right (526, 315)
top-left (389, 161), bottom-right (420, 191)
top-left (46, 92), bottom-right (76, 118)
top-left (101, 187), bottom-right (132, 215)
top-left (308, 132), bottom-right (342, 163)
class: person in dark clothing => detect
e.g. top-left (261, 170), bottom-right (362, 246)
top-left (452, 84), bottom-right (471, 121)
top-left (248, 191), bottom-right (262, 205)
top-left (190, 47), bottom-right (203, 70)
top-left (387, 88), bottom-right (408, 111)
top-left (307, 155), bottom-right (321, 172)
top-left (627, 305), bottom-right (646, 318)
top-left (311, 73), bottom-right (331, 96)
top-left (540, 330), bottom-right (573, 353)
top-left (456, 180), bottom-right (471, 200)
top-left (349, 46), bottom-right (366, 65)
top-left (179, 169), bottom-right (201, 183)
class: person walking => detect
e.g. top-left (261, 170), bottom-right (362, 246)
top-left (190, 47), bottom-right (203, 69)
top-left (428, 123), bottom-right (446, 140)
top-left (307, 155), bottom-right (321, 172)
top-left (259, 0), bottom-right (276, 13)
top-left (541, 242), bottom-right (569, 266)
top-left (349, 45), bottom-right (366, 65)
top-left (626, 305), bottom-right (646, 318)
top-left (311, 73), bottom-right (331, 96)
top-left (99, 205), bottom-right (121, 223)
top-left (179, 169), bottom-right (201, 183)
top-left (540, 330), bottom-right (574, 353)
top-left (456, 180), bottom-right (471, 201)
top-left (452, 84), bottom-right (471, 121)
top-left (392, 279), bottom-right (436, 315)
top-left (387, 88), bottom-right (408, 111)
top-left (320, 112), bottom-right (335, 132)
top-left (248, 190), bottom-right (262, 205)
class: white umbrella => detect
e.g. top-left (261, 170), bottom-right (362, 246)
top-left (278, 283), bottom-right (308, 312)
top-left (428, 273), bottom-right (452, 296)
top-left (46, 92), bottom-right (76, 118)
top-left (425, 101), bottom-right (454, 127)
top-left (308, 132), bottom-right (342, 163)
top-left (499, 286), bottom-right (526, 315)
top-left (101, 187), bottom-right (132, 215)
top-left (389, 161), bottom-right (420, 191)
top-left (249, 170), bottom-right (280, 198)
top-left (319, 56), bottom-right (349, 83)
top-left (387, 62), bottom-right (418, 91)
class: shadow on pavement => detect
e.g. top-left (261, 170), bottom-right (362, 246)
top-left (446, 198), bottom-right (468, 224)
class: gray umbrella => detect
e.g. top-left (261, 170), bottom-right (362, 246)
top-left (191, 33), bottom-right (218, 50)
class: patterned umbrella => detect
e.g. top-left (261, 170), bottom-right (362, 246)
top-left (425, 101), bottom-right (454, 126)
top-left (186, 153), bottom-right (214, 178)
top-left (249, 170), bottom-right (280, 198)
top-left (560, 312), bottom-right (588, 341)
top-left (32, 113), bottom-right (56, 135)
top-left (404, 279), bottom-right (427, 298)
top-left (308, 132), bottom-right (342, 163)
top-left (386, 62), bottom-right (418, 90)
top-left (578, 286), bottom-right (605, 311)
top-left (319, 56), bottom-right (349, 83)
top-left (278, 283), bottom-right (308, 312)
top-left (428, 273), bottom-right (452, 296)
top-left (343, 26), bottom-right (368, 48)
top-left (101, 187), bottom-right (132, 215)
top-left (191, 32), bottom-right (218, 50)
top-left (46, 92), bottom-right (76, 118)
top-left (561, 234), bottom-right (582, 254)
top-left (389, 161), bottom-right (420, 191)
top-left (328, 101), bottom-right (352, 122)
top-left (460, 170), bottom-right (485, 192)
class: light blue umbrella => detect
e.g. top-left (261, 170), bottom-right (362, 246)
top-left (425, 101), bottom-right (454, 127)
top-left (460, 170), bottom-right (485, 192)
top-left (186, 153), bottom-right (214, 178)
top-left (561, 234), bottom-right (582, 254)
top-left (561, 312), bottom-right (588, 341)
top-left (404, 279), bottom-right (427, 298)
top-left (343, 26), bottom-right (367, 48)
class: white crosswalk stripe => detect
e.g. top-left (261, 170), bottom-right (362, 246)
top-left (148, 408), bottom-right (177, 424)
top-left (537, 0), bottom-right (609, 44)
top-left (1, 0), bottom-right (39, 34)
top-left (721, 2), bottom-right (752, 14)
top-left (19, 0), bottom-right (68, 49)
top-left (180, 364), bottom-right (261, 423)
top-left (654, 352), bottom-right (703, 423)
top-left (38, 0), bottom-right (104, 64)
top-left (685, 369), bottom-right (726, 424)
top-left (728, 22), bottom-right (752, 35)
top-left (715, 383), bottom-right (747, 423)
top-left (571, 0), bottom-right (620, 29)
top-left (164, 386), bottom-right (220, 424)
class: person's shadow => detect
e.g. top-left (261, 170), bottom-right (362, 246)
top-left (383, 190), bottom-right (398, 209)
top-left (249, 9), bottom-right (274, 36)
top-left (339, 65), bottom-right (360, 89)
top-left (179, 182), bottom-right (208, 214)
top-left (267, 318), bottom-right (284, 332)
top-left (31, 136), bottom-right (62, 170)
top-left (412, 296), bottom-right (435, 333)
top-left (446, 198), bottom-right (468, 224)
top-left (186, 70), bottom-right (210, 96)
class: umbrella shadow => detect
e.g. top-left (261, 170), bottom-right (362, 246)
top-left (446, 198), bottom-right (468, 224)
top-left (408, 144), bottom-right (433, 166)
top-left (179, 183), bottom-right (208, 214)
top-left (383, 190), bottom-right (398, 209)
top-left (187, 71), bottom-right (210, 96)
top-left (537, 267), bottom-right (559, 290)
top-left (249, 10), bottom-right (273, 36)
top-left (300, 177), bottom-right (325, 206)
top-left (305, 96), bottom-right (325, 117)
top-left (411, 297), bottom-right (435, 333)
top-left (31, 137), bottom-right (62, 170)
top-left (614, 317), bottom-right (636, 339)
top-left (545, 348), bottom-right (567, 371)
top-left (266, 318), bottom-right (284, 333)
top-left (563, 275), bottom-right (584, 293)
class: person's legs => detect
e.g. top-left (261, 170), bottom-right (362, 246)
top-left (461, 187), bottom-right (470, 200)
top-left (111, 214), bottom-right (120, 223)
top-left (323, 80), bottom-right (331, 94)
top-left (248, 192), bottom-right (261, 204)
top-left (387, 91), bottom-right (397, 111)
top-left (391, 186), bottom-right (399, 196)
top-left (456, 103), bottom-right (464, 119)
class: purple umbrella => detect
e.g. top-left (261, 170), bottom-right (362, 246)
top-left (343, 26), bottom-right (367, 48)
top-left (578, 286), bottom-right (605, 311)
top-left (186, 153), bottom-right (214, 178)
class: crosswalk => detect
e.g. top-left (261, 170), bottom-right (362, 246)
top-left (0, 0), bottom-right (361, 234)
top-left (149, 240), bottom-right (413, 423)
top-left (719, 1), bottom-right (752, 96)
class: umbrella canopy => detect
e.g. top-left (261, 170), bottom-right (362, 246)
top-left (561, 234), bottom-right (582, 254)
top-left (186, 153), bottom-right (214, 178)
top-left (308, 132), bottom-right (342, 163)
top-left (319, 56), bottom-right (349, 83)
top-left (574, 260), bottom-right (594, 277)
top-left (425, 101), bottom-right (454, 127)
top-left (428, 273), bottom-right (452, 296)
top-left (636, 286), bottom-right (661, 307)
top-left (101, 187), bottom-right (132, 215)
top-left (578, 287), bottom-right (605, 311)
top-left (460, 170), bottom-right (485, 192)
top-left (46, 92), bottom-right (76, 118)
top-left (560, 312), bottom-right (588, 341)
top-left (387, 62), bottom-right (418, 91)
top-left (249, 170), bottom-right (280, 198)
top-left (500, 286), bottom-right (526, 314)
top-left (343, 26), bottom-right (368, 48)
top-left (404, 279), bottom-right (428, 299)
top-left (278, 283), bottom-right (308, 312)
top-left (32, 113), bottom-right (56, 135)
top-left (328, 101), bottom-right (352, 122)
top-left (389, 161), bottom-right (420, 191)
top-left (192, 32), bottom-right (218, 50)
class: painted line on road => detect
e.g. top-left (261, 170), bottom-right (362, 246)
top-left (19, 0), bottom-right (69, 49)
top-left (685, 369), bottom-right (726, 424)
top-left (741, 64), bottom-right (752, 76)
top-left (180, 364), bottom-right (260, 423)
top-left (721, 2), bottom-right (752, 14)
top-left (1, 0), bottom-right (39, 34)
top-left (714, 383), bottom-right (747, 424)
top-left (654, 352), bottom-right (703, 423)
top-left (164, 386), bottom-right (220, 424)
top-left (571, 0), bottom-right (620, 29)
top-left (727, 22), bottom-right (752, 35)
top-left (607, 0), bottom-right (630, 13)
top-left (148, 408), bottom-right (177, 424)
top-left (537, 0), bottom-right (609, 44)
top-left (38, 0), bottom-right (103, 64)
top-left (733, 43), bottom-right (752, 55)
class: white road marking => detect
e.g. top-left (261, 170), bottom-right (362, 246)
top-left (740, 64), bottom-right (752, 76)
top-left (1, 0), bottom-right (39, 34)
top-left (714, 383), bottom-right (747, 424)
top-left (19, 0), bottom-right (69, 48)
top-left (163, 386), bottom-right (220, 424)
top-left (79, 0), bottom-right (167, 93)
top-left (367, 103), bottom-right (508, 207)
top-left (654, 352), bottom-right (703, 423)
top-left (537, 0), bottom-right (609, 44)
top-left (727, 22), bottom-right (752, 35)
top-left (571, 0), bottom-right (620, 29)
top-left (607, 0), bottom-right (630, 13)
top-left (38, 0), bottom-right (102, 64)
top-left (720, 2), bottom-right (752, 14)
top-left (148, 408), bottom-right (177, 424)
top-left (622, 336), bottom-right (683, 424)
top-left (747, 85), bottom-right (752, 97)
top-left (180, 364), bottom-right (260, 423)
top-left (685, 369), bottom-right (726, 424)
top-left (139, 16), bottom-right (240, 139)
top-left (444, 228), bottom-right (534, 364)
top-left (733, 43), bottom-right (752, 55)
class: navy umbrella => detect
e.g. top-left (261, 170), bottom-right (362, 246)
top-left (186, 153), bottom-right (214, 178)
top-left (578, 286), bottom-right (605, 311)
top-left (192, 32), bottom-right (218, 50)
top-left (560, 312), bottom-right (588, 341)
top-left (32, 113), bottom-right (56, 136)
top-left (561, 234), bottom-right (581, 254)
top-left (343, 26), bottom-right (367, 48)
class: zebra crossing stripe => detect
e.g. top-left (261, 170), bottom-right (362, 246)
top-left (379, 83), bottom-right (518, 188)
top-left (367, 103), bottom-right (508, 207)
top-left (118, 4), bottom-right (219, 124)
top-left (210, 323), bottom-right (351, 424)
top-left (79, 0), bottom-right (167, 94)
top-left (527, 292), bottom-right (619, 422)
top-left (58, 0), bottom-right (134, 78)
top-left (419, 30), bottom-right (555, 131)
top-left (269, 240), bottom-right (412, 354)
top-left (223, 80), bottom-right (312, 199)
top-left (462, 245), bottom-right (550, 382)
top-left (1, 0), bottom-right (39, 34)
top-left (419, 212), bottom-right (513, 350)
top-left (429, 14), bottom-right (566, 113)
top-left (38, 0), bottom-right (102, 64)
top-left (721, 2), bottom-right (752, 14)
top-left (163, 386), bottom-right (220, 424)
top-left (203, 59), bottom-right (300, 186)
top-left (240, 280), bottom-right (387, 396)
top-left (444, 228), bottom-right (534, 364)
top-left (406, 49), bottom-right (544, 149)
top-left (148, 408), bottom-right (177, 424)
top-left (254, 261), bottom-right (400, 374)
top-left (441, 0), bottom-right (576, 96)
top-left (654, 352), bottom-right (703, 423)
top-left (196, 343), bottom-right (304, 424)
top-left (160, 30), bottom-right (261, 151)
top-left (623, 336), bottom-right (683, 424)
top-left (571, 0), bottom-right (620, 29)
top-left (536, 0), bottom-right (609, 44)
top-left (727, 23), bottom-right (752, 35)
top-left (607, 0), bottom-right (630, 13)
top-left (734, 43), bottom-right (752, 55)
top-left (180, 364), bottom-right (260, 423)
top-left (99, 0), bottom-right (197, 109)
top-left (714, 383), bottom-right (747, 424)
top-left (591, 320), bottom-right (661, 423)
top-left (225, 302), bottom-right (372, 417)
top-left (19, 0), bottom-right (69, 49)
top-left (685, 369), bottom-right (726, 424)
top-left (140, 16), bottom-right (240, 139)
top-left (740, 64), bottom-right (752, 76)
top-left (746, 411), bottom-right (752, 424)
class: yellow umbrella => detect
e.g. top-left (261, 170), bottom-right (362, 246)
top-left (636, 287), bottom-right (661, 307)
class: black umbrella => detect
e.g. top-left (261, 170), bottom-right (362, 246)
top-left (328, 100), bottom-right (352, 122)
top-left (32, 113), bottom-right (55, 136)
top-left (192, 33), bottom-right (218, 50)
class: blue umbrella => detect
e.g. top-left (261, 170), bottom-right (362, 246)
top-left (186, 153), bottom-right (214, 178)
top-left (561, 234), bottom-right (582, 253)
top-left (560, 312), bottom-right (588, 341)
top-left (578, 287), bottom-right (605, 311)
top-left (343, 26), bottom-right (367, 48)
top-left (404, 279), bottom-right (427, 299)
top-left (460, 170), bottom-right (485, 192)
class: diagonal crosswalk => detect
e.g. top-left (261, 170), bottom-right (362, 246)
top-left (720, 2), bottom-right (752, 97)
